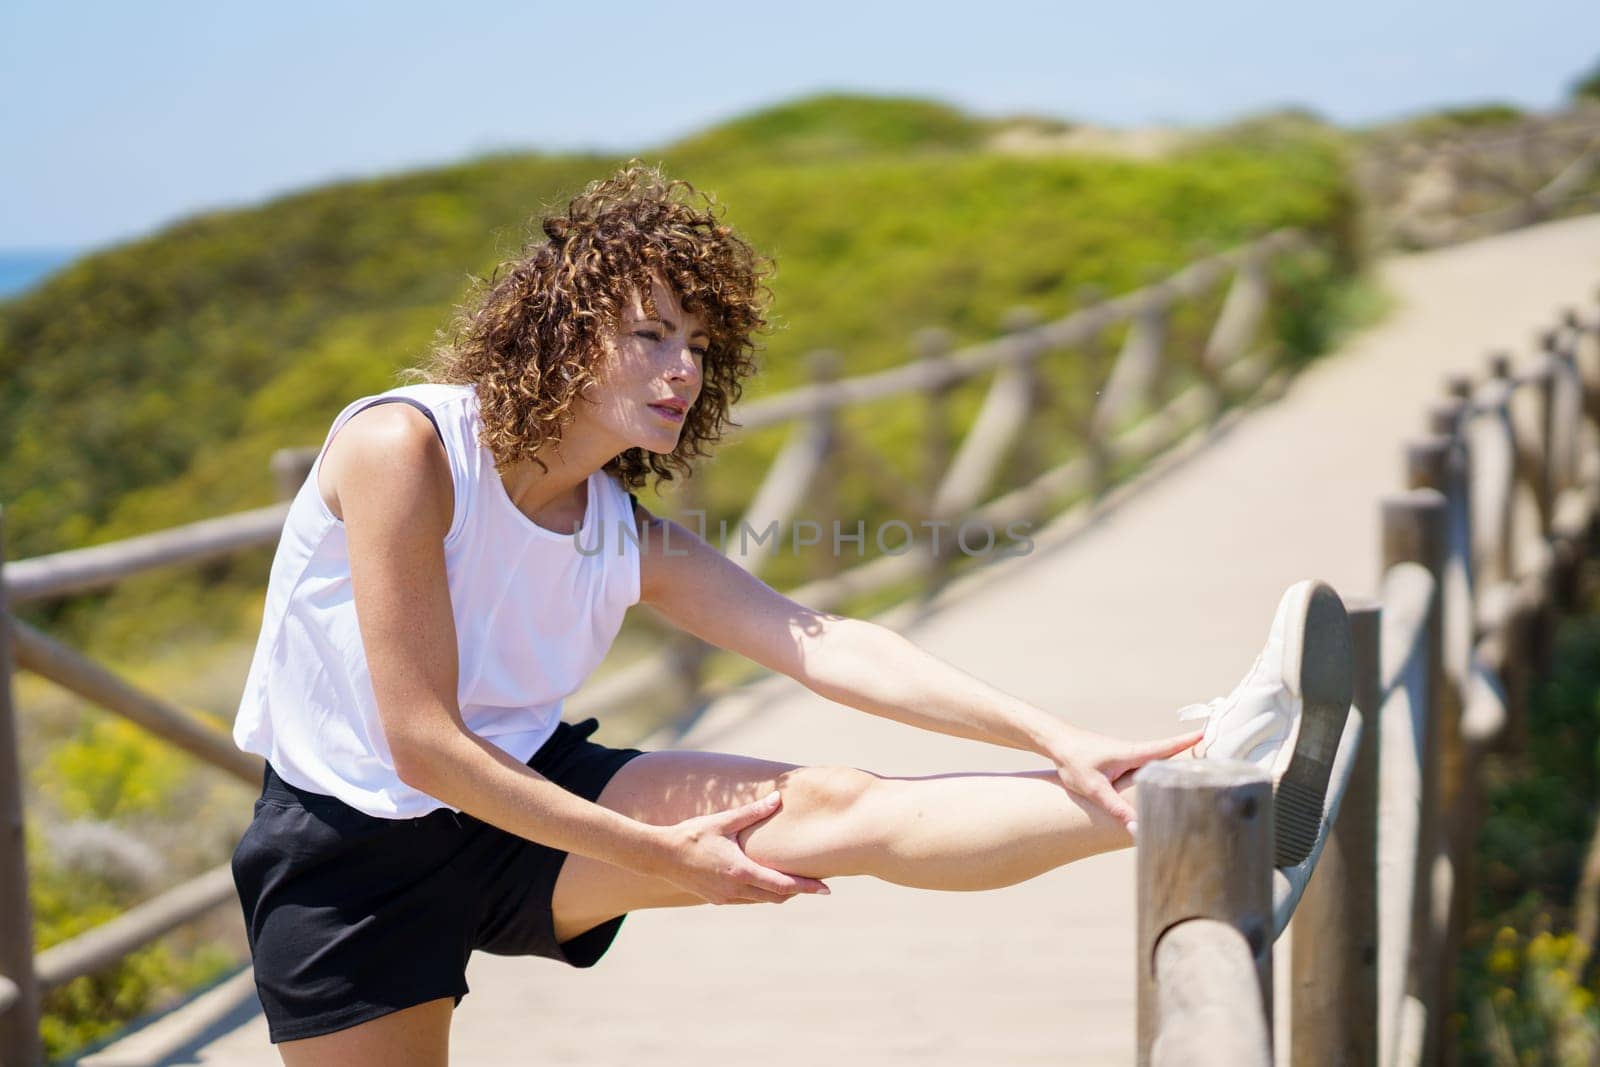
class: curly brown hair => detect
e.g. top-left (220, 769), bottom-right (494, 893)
top-left (410, 162), bottom-right (774, 492)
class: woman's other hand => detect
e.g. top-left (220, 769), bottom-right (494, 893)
top-left (1046, 726), bottom-right (1204, 836)
top-left (646, 791), bottom-right (832, 905)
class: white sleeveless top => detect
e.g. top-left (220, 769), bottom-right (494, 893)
top-left (231, 382), bottom-right (643, 818)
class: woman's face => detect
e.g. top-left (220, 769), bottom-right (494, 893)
top-left (582, 275), bottom-right (707, 456)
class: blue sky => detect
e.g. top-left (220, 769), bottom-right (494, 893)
top-left (2, 0), bottom-right (1595, 250)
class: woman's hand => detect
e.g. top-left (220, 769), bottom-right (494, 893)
top-left (646, 791), bottom-right (832, 905)
top-left (1045, 725), bottom-right (1205, 836)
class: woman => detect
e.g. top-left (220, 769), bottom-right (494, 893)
top-left (229, 163), bottom-right (1341, 1064)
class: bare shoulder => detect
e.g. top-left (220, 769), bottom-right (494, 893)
top-left (319, 403), bottom-right (453, 536)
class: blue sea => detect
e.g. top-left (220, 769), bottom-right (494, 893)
top-left (0, 249), bottom-right (77, 300)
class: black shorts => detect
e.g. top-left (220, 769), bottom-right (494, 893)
top-left (230, 717), bottom-right (646, 1044)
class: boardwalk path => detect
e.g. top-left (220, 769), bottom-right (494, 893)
top-left (113, 215), bottom-right (1600, 1065)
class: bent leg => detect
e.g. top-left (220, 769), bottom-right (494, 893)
top-left (550, 749), bottom-right (1135, 941)
top-left (276, 996), bottom-right (452, 1067)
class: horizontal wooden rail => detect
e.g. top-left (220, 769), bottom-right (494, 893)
top-left (724, 231), bottom-right (1298, 431)
top-left (574, 353), bottom-right (1281, 722)
top-left (33, 865), bottom-right (238, 991)
top-left (1367, 114), bottom-right (1600, 248)
top-left (2, 230), bottom-right (1302, 619)
top-left (4, 504), bottom-right (289, 606)
top-left (1151, 919), bottom-right (1271, 1066)
top-left (8, 618), bottom-right (261, 784)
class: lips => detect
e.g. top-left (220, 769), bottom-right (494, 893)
top-left (649, 402), bottom-right (687, 422)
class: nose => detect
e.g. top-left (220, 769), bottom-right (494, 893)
top-left (666, 341), bottom-right (702, 389)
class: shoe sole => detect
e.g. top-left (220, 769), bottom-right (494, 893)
top-left (1273, 580), bottom-right (1354, 867)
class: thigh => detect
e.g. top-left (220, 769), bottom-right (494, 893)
top-left (549, 749), bottom-right (803, 940)
top-left (276, 996), bottom-right (453, 1067)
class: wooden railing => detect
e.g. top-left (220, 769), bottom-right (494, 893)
top-left (1361, 109), bottom-right (1600, 249)
top-left (1135, 294), bottom-right (1600, 1065)
top-left (0, 231), bottom-right (1311, 1065)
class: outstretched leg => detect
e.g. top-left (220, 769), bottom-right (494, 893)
top-left (550, 750), bottom-right (1134, 942)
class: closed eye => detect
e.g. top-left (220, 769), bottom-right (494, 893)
top-left (635, 328), bottom-right (707, 359)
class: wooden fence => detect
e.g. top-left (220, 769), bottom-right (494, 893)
top-left (0, 231), bottom-right (1309, 1065)
top-left (1361, 108), bottom-right (1600, 249)
top-left (1135, 295), bottom-right (1600, 1064)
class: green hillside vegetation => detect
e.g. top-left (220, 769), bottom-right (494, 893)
top-left (1, 93), bottom-right (1356, 567)
top-left (662, 92), bottom-right (994, 166)
top-left (1573, 56), bottom-right (1600, 102)
top-left (1367, 102), bottom-right (1528, 141)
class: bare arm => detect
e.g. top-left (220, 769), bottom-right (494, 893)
top-left (635, 505), bottom-right (1200, 830)
top-left (330, 407), bottom-right (824, 902)
top-left (634, 506), bottom-right (1067, 756)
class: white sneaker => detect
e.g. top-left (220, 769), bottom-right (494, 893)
top-left (1177, 579), bottom-right (1353, 867)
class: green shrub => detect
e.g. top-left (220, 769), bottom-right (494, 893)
top-left (1571, 58), bottom-right (1600, 103)
top-left (1458, 605), bottom-right (1600, 1063)
top-left (36, 716), bottom-right (188, 821)
top-left (27, 820), bottom-right (239, 1063)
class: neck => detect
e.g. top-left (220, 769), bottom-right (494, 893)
top-left (498, 423), bottom-right (623, 525)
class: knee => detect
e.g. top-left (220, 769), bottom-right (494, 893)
top-left (773, 764), bottom-right (879, 820)
top-left (734, 765), bottom-right (883, 873)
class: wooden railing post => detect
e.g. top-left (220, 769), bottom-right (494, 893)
top-left (1000, 307), bottom-right (1047, 487)
top-left (0, 511), bottom-right (43, 1067)
top-left (1406, 437), bottom-right (1451, 494)
top-left (1426, 397), bottom-right (1468, 441)
top-left (1404, 438), bottom-right (1466, 796)
top-left (1573, 298), bottom-right (1600, 430)
top-left (1523, 358), bottom-right (1560, 677)
top-left (1069, 287), bottom-right (1116, 497)
top-left (1200, 246), bottom-right (1270, 416)
top-left (1414, 417), bottom-right (1493, 1065)
top-left (1136, 760), bottom-right (1273, 1066)
top-left (1531, 355), bottom-right (1558, 535)
top-left (1381, 491), bottom-right (1449, 1067)
top-left (269, 448), bottom-right (316, 503)
top-left (1291, 601), bottom-right (1380, 1066)
top-left (664, 473), bottom-right (714, 704)
top-left (916, 328), bottom-right (956, 590)
top-left (1485, 352), bottom-right (1520, 586)
top-left (804, 350), bottom-right (843, 582)
top-left (1094, 289), bottom-right (1172, 440)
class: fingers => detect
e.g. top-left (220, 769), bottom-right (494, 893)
top-left (702, 857), bottom-right (830, 905)
top-left (718, 790), bottom-right (785, 833)
top-left (1139, 729), bottom-right (1206, 761)
top-left (1086, 776), bottom-right (1138, 833)
top-left (741, 859), bottom-right (831, 898)
top-left (711, 790), bottom-right (831, 897)
top-left (728, 884), bottom-right (794, 905)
